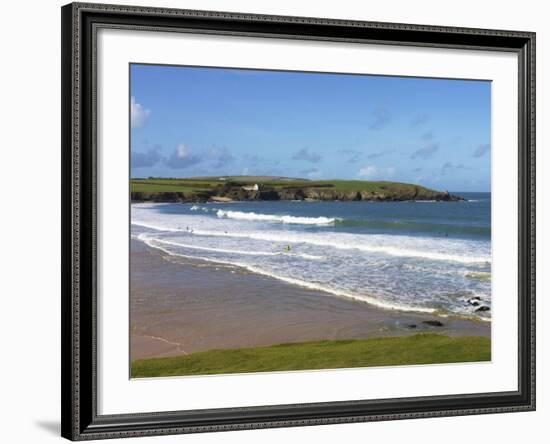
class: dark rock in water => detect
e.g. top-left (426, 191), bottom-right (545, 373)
top-left (407, 324), bottom-right (417, 329)
top-left (475, 306), bottom-right (491, 312)
top-left (470, 301), bottom-right (480, 306)
top-left (422, 320), bottom-right (444, 327)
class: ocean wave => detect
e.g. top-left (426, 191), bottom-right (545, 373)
top-left (464, 271), bottom-right (491, 281)
top-left (179, 204), bottom-right (490, 237)
top-left (210, 231), bottom-right (489, 264)
top-left (137, 235), bottom-right (437, 314)
top-left (190, 205), bottom-right (209, 212)
top-left (215, 209), bottom-right (339, 225)
top-left (132, 221), bottom-right (182, 232)
top-left (137, 234), bottom-right (325, 260)
top-left (131, 221), bottom-right (490, 264)
top-left (335, 218), bottom-right (491, 237)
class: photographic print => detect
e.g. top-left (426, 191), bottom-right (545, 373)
top-left (61, 5), bottom-right (535, 438)
top-left (129, 64), bottom-right (492, 378)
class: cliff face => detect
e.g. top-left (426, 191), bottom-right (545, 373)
top-left (131, 185), bottom-right (463, 203)
top-left (277, 187), bottom-right (461, 202)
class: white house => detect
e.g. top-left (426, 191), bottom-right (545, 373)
top-left (242, 184), bottom-right (259, 191)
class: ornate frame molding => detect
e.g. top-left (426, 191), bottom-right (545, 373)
top-left (61, 2), bottom-right (535, 440)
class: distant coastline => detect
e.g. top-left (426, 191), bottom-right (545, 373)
top-left (130, 176), bottom-right (464, 204)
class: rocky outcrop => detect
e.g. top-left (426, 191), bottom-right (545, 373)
top-left (131, 191), bottom-right (211, 203)
top-left (422, 320), bottom-right (444, 327)
top-left (272, 186), bottom-right (462, 202)
top-left (131, 186), bottom-right (464, 204)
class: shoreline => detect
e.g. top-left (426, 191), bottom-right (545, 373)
top-left (130, 238), bottom-right (490, 361)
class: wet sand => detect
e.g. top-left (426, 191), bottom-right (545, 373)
top-left (130, 239), bottom-right (490, 360)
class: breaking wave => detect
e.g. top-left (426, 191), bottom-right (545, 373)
top-left (215, 209), bottom-right (338, 225)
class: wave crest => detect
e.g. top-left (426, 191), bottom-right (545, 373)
top-left (137, 235), bottom-right (437, 314)
top-left (137, 234), bottom-right (325, 261)
top-left (216, 209), bottom-right (338, 225)
top-left (132, 222), bottom-right (490, 265)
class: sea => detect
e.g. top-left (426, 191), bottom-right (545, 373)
top-left (131, 192), bottom-right (491, 321)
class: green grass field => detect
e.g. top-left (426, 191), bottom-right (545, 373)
top-left (130, 179), bottom-right (217, 193)
top-left (130, 176), bottom-right (437, 194)
top-left (131, 334), bottom-right (490, 378)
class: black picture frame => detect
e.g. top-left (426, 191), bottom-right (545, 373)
top-left (61, 2), bottom-right (536, 440)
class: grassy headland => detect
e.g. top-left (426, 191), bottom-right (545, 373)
top-left (131, 334), bottom-right (490, 378)
top-left (131, 176), bottom-right (464, 203)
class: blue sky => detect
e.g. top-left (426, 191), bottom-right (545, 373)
top-left (131, 64), bottom-right (491, 192)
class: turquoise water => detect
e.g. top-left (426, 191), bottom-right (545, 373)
top-left (131, 192), bottom-right (491, 320)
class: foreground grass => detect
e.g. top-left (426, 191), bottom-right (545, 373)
top-left (131, 334), bottom-right (490, 378)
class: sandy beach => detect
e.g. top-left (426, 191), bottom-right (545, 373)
top-left (130, 239), bottom-right (490, 361)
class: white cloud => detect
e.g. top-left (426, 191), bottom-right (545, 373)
top-left (411, 113), bottom-right (429, 126)
top-left (358, 165), bottom-right (377, 178)
top-left (131, 147), bottom-right (161, 168)
top-left (358, 165), bottom-right (396, 180)
top-left (411, 143), bottom-right (439, 160)
top-left (131, 96), bottom-right (151, 129)
top-left (176, 144), bottom-right (191, 158)
top-left (292, 147), bottom-right (322, 163)
top-left (367, 149), bottom-right (394, 160)
top-left (207, 147), bottom-right (235, 168)
top-left (473, 143), bottom-right (491, 158)
top-left (441, 162), bottom-right (469, 175)
top-left (369, 107), bottom-right (391, 130)
top-left (301, 167), bottom-right (322, 178)
top-left (165, 144), bottom-right (202, 169)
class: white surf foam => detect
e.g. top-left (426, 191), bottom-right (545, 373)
top-left (138, 235), bottom-right (437, 314)
top-left (137, 234), bottom-right (325, 260)
top-left (185, 230), bottom-right (482, 265)
top-left (132, 220), bottom-right (490, 265)
top-left (216, 209), bottom-right (338, 225)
